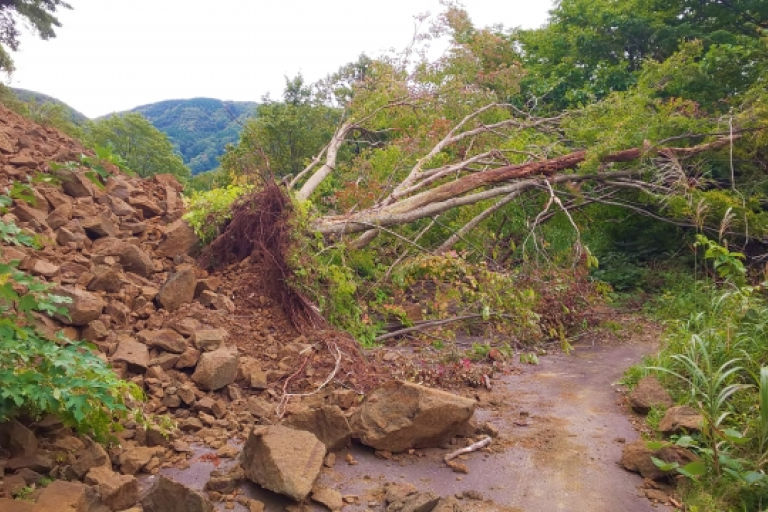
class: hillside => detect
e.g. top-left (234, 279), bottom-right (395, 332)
top-left (128, 98), bottom-right (256, 175)
top-left (10, 87), bottom-right (88, 124)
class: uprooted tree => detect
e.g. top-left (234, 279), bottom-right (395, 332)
top-left (205, 2), bottom-right (768, 338)
top-left (221, 4), bottom-right (768, 255)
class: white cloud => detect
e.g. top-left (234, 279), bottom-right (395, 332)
top-left (5, 0), bottom-right (552, 118)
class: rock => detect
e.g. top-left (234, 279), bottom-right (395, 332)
top-left (84, 466), bottom-right (139, 511)
top-left (658, 406), bottom-right (704, 434)
top-left (198, 291), bottom-right (234, 312)
top-left (432, 496), bottom-right (465, 512)
top-left (72, 440), bottom-right (110, 478)
top-left (0, 419), bottom-right (37, 456)
top-left (175, 347), bottom-right (200, 369)
top-left (239, 357), bottom-right (267, 390)
top-left (216, 444), bottom-right (239, 459)
top-left (192, 329), bottom-right (228, 352)
top-left (312, 485), bottom-right (343, 511)
top-left (87, 266), bottom-right (125, 293)
top-left (157, 266), bottom-right (197, 312)
top-left (192, 348), bottom-right (239, 391)
top-left (140, 475), bottom-right (214, 512)
top-left (12, 202), bottom-right (48, 225)
top-left (0, 498), bottom-right (34, 512)
top-left (93, 238), bottom-right (153, 277)
top-left (284, 405), bottom-right (352, 451)
top-left (385, 483), bottom-right (419, 504)
top-left (240, 425), bottom-right (326, 502)
top-left (354, 381), bottom-right (476, 452)
top-left (54, 286), bottom-right (106, 326)
top-left (2, 474), bottom-right (26, 497)
top-left (246, 397), bottom-right (273, 420)
top-left (204, 467), bottom-right (243, 494)
top-left (628, 376), bottom-right (674, 414)
top-left (58, 172), bottom-right (96, 198)
top-left (138, 329), bottom-right (188, 354)
top-left (119, 446), bottom-right (163, 475)
top-left (82, 213), bottom-right (119, 239)
top-left (5, 454), bottom-right (53, 473)
top-left (156, 219), bottom-right (199, 258)
top-left (31, 259), bottom-right (60, 278)
top-left (620, 439), bottom-right (699, 480)
top-left (111, 337), bottom-right (150, 373)
top-left (389, 491), bottom-right (441, 512)
top-left (33, 480), bottom-right (107, 512)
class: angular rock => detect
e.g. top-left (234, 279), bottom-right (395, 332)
top-left (12, 202), bottom-right (48, 225)
top-left (284, 405), bottom-right (352, 451)
top-left (140, 475), bottom-right (213, 512)
top-left (32, 480), bottom-right (107, 512)
top-left (628, 376), bottom-right (674, 414)
top-left (119, 446), bottom-right (163, 476)
top-left (192, 329), bottom-right (227, 352)
top-left (620, 439), bottom-right (699, 480)
top-left (658, 406), bottom-right (704, 435)
top-left (138, 329), bottom-right (188, 354)
top-left (175, 347), bottom-right (200, 369)
top-left (0, 498), bottom-right (34, 512)
top-left (240, 425), bottom-right (326, 502)
top-left (31, 259), bottom-right (60, 278)
top-left (87, 266), bottom-right (124, 293)
top-left (5, 454), bottom-right (53, 473)
top-left (156, 266), bottom-right (196, 312)
top-left (82, 213), bottom-right (118, 239)
top-left (312, 485), bottom-right (343, 511)
top-left (354, 381), bottom-right (476, 452)
top-left (72, 440), bottom-right (110, 478)
top-left (0, 419), bottom-right (37, 456)
top-left (432, 496), bottom-right (466, 512)
top-left (54, 286), bottom-right (106, 326)
top-left (84, 465), bottom-right (139, 511)
top-left (191, 348), bottom-right (239, 391)
top-left (93, 238), bottom-right (154, 277)
top-left (385, 482), bottom-right (419, 504)
top-left (156, 219), bottom-right (198, 258)
top-left (47, 204), bottom-right (73, 230)
top-left (128, 196), bottom-right (164, 218)
top-left (57, 171), bottom-right (96, 198)
top-left (389, 492), bottom-right (441, 512)
top-left (111, 338), bottom-right (149, 373)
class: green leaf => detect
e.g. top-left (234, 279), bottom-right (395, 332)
top-left (678, 460), bottom-right (706, 477)
top-left (743, 471), bottom-right (765, 485)
top-left (651, 457), bottom-right (679, 472)
top-left (646, 440), bottom-right (668, 451)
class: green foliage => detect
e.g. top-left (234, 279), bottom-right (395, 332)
top-left (222, 75), bottom-right (341, 179)
top-left (0, 205), bottom-right (141, 442)
top-left (183, 184), bottom-right (252, 244)
top-left (0, 0), bottom-right (71, 73)
top-left (130, 98), bottom-right (256, 175)
top-left (83, 113), bottom-right (191, 183)
top-left (187, 167), bottom-right (233, 192)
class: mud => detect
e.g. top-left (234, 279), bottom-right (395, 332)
top-left (157, 330), bottom-right (670, 511)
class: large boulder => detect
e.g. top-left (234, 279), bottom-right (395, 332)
top-left (54, 286), bottom-right (106, 326)
top-left (140, 475), bottom-right (213, 512)
top-left (84, 466), bottom-right (139, 511)
top-left (283, 405), bottom-right (352, 451)
top-left (658, 406), bottom-right (704, 435)
top-left (620, 439), bottom-right (699, 480)
top-left (628, 376), bottom-right (674, 414)
top-left (93, 238), bottom-right (154, 277)
top-left (156, 219), bottom-right (199, 258)
top-left (191, 348), bottom-right (238, 391)
top-left (111, 337), bottom-right (150, 373)
top-left (138, 329), bottom-right (188, 354)
top-left (0, 419), bottom-right (37, 456)
top-left (156, 266), bottom-right (196, 312)
top-left (354, 381), bottom-right (476, 452)
top-left (240, 425), bottom-right (326, 502)
top-left (33, 480), bottom-right (108, 512)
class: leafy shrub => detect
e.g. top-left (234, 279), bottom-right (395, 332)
top-left (0, 202), bottom-right (141, 441)
top-left (183, 184), bottom-right (252, 244)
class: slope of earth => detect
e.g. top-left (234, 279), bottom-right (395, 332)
top-left (128, 98), bottom-right (257, 174)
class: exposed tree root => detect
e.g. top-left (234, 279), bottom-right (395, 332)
top-left (199, 178), bottom-right (326, 332)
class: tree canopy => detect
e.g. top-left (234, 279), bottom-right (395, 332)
top-left (0, 0), bottom-right (71, 73)
top-left (84, 112), bottom-right (191, 182)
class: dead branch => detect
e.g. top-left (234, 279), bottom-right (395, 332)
top-left (375, 314), bottom-right (485, 342)
top-left (444, 436), bottom-right (492, 463)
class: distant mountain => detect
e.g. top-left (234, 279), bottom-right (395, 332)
top-left (10, 88), bottom-right (88, 124)
top-left (128, 98), bottom-right (257, 175)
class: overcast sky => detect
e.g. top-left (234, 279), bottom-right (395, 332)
top-left (5, 1), bottom-right (553, 118)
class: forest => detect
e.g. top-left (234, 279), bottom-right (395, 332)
top-left (1, 0), bottom-right (768, 510)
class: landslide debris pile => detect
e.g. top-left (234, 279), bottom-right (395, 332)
top-left (0, 105), bottom-right (495, 511)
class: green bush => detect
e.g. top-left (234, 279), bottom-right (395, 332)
top-left (0, 206), bottom-right (141, 441)
top-left (183, 184), bottom-right (252, 244)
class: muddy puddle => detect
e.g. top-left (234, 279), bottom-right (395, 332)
top-left (154, 336), bottom-right (670, 512)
